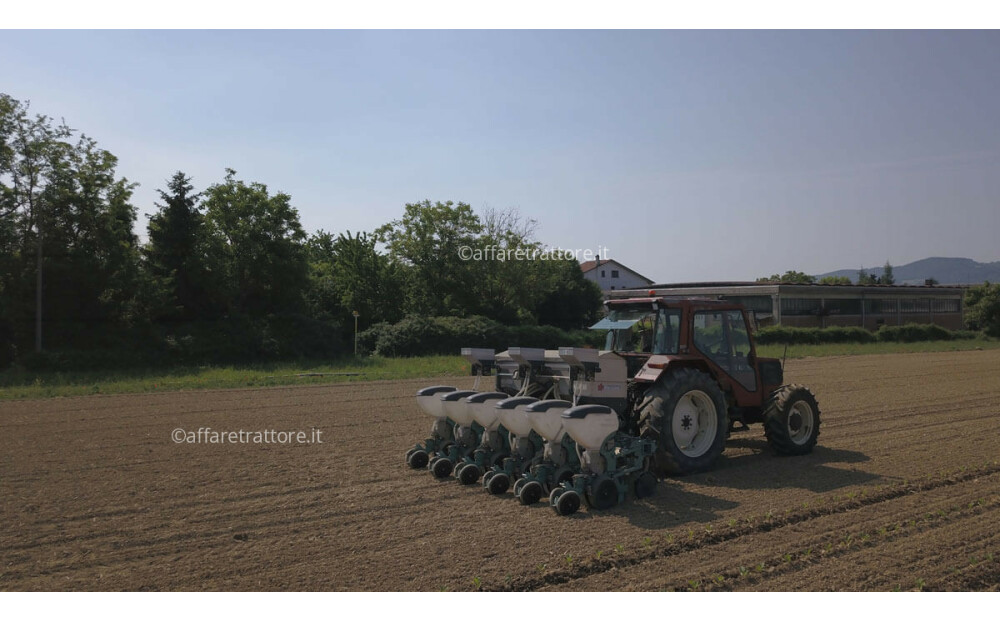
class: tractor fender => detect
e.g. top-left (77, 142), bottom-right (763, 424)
top-left (633, 355), bottom-right (713, 384)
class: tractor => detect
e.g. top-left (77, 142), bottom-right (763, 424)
top-left (410, 296), bottom-right (821, 514)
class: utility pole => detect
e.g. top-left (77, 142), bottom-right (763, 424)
top-left (353, 310), bottom-right (360, 356)
top-left (35, 222), bottom-right (42, 353)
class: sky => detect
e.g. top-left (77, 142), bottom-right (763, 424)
top-left (2, 29), bottom-right (999, 283)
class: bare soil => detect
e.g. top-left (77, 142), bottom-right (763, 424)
top-left (2, 349), bottom-right (999, 591)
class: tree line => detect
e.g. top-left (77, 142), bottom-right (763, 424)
top-left (0, 93), bottom-right (603, 368)
top-left (756, 262), bottom-right (897, 285)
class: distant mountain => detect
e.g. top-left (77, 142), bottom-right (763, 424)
top-left (817, 257), bottom-right (1000, 285)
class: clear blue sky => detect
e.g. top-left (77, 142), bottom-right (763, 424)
top-left (3, 30), bottom-right (998, 282)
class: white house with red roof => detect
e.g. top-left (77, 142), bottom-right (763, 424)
top-left (579, 259), bottom-right (655, 293)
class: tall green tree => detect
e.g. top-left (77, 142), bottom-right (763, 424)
top-left (145, 172), bottom-right (222, 320)
top-left (306, 230), bottom-right (405, 326)
top-left (376, 200), bottom-right (482, 317)
top-left (468, 207), bottom-right (545, 323)
top-left (37, 134), bottom-right (142, 345)
top-left (0, 93), bottom-right (73, 351)
top-left (881, 261), bottom-right (895, 285)
top-left (1, 94), bottom-right (140, 352)
top-left (534, 258), bottom-right (605, 329)
top-left (202, 169), bottom-right (308, 316)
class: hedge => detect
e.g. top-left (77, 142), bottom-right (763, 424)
top-left (359, 315), bottom-right (605, 357)
top-left (756, 323), bottom-right (979, 346)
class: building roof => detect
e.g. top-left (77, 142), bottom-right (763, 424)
top-left (608, 281), bottom-right (967, 300)
top-left (641, 281), bottom-right (967, 290)
top-left (579, 259), bottom-right (655, 285)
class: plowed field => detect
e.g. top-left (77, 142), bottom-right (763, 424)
top-left (2, 350), bottom-right (999, 591)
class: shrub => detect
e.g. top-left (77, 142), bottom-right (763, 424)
top-left (757, 323), bottom-right (973, 346)
top-left (365, 315), bottom-right (604, 357)
top-left (756, 326), bottom-right (875, 345)
top-left (876, 323), bottom-right (957, 343)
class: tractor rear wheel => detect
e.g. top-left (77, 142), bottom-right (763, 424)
top-left (638, 368), bottom-right (728, 476)
top-left (763, 385), bottom-right (821, 455)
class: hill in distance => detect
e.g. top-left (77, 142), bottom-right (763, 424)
top-left (817, 257), bottom-right (1000, 285)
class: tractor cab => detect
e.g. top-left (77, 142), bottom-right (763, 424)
top-left (591, 302), bottom-right (681, 356)
top-left (592, 297), bottom-right (785, 405)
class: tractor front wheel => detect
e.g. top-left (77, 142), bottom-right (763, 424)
top-left (638, 368), bottom-right (728, 477)
top-left (763, 385), bottom-right (821, 455)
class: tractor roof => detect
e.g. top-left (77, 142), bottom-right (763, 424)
top-left (605, 296), bottom-right (741, 310)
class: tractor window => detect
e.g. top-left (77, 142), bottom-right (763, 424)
top-left (654, 309), bottom-right (681, 354)
top-left (693, 312), bottom-right (727, 358)
top-left (595, 307), bottom-right (678, 354)
top-left (725, 310), bottom-right (757, 392)
top-left (693, 310), bottom-right (757, 392)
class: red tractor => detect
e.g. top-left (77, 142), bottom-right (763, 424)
top-left (409, 296), bottom-right (821, 515)
top-left (593, 296), bottom-right (820, 475)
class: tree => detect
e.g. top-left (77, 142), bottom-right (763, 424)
top-left (376, 200), bottom-right (483, 317)
top-left (964, 281), bottom-right (1000, 337)
top-left (534, 259), bottom-right (605, 330)
top-left (306, 230), bottom-right (405, 326)
top-left (468, 207), bottom-right (546, 323)
top-left (857, 267), bottom-right (879, 285)
top-left (818, 275), bottom-right (851, 285)
top-left (145, 172), bottom-right (222, 320)
top-left (1, 94), bottom-right (141, 352)
top-left (202, 169), bottom-right (308, 316)
top-left (0, 93), bottom-right (73, 351)
top-left (882, 261), bottom-right (895, 285)
top-left (756, 270), bottom-right (816, 284)
top-left (857, 262), bottom-right (895, 285)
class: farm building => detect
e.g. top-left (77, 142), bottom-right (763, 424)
top-left (609, 281), bottom-right (967, 331)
